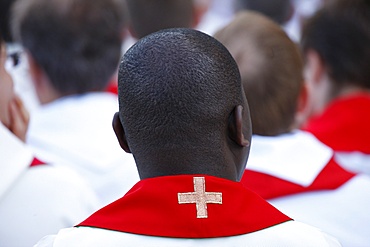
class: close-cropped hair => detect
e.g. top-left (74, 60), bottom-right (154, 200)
top-left (301, 0), bottom-right (370, 89)
top-left (215, 11), bottom-right (303, 136)
top-left (118, 28), bottom-right (244, 155)
top-left (12, 0), bottom-right (126, 95)
top-left (126, 0), bottom-right (194, 39)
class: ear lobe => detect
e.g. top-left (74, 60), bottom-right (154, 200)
top-left (228, 105), bottom-right (250, 147)
top-left (112, 112), bottom-right (131, 153)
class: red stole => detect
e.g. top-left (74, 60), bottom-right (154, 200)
top-left (29, 157), bottom-right (46, 167)
top-left (77, 175), bottom-right (291, 238)
top-left (242, 157), bottom-right (356, 200)
top-left (303, 93), bottom-right (370, 153)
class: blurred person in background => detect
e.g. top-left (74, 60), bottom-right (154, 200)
top-left (232, 0), bottom-right (324, 43)
top-left (301, 0), bottom-right (370, 176)
top-left (35, 27), bottom-right (339, 247)
top-left (215, 11), bottom-right (370, 247)
top-left (12, 0), bottom-right (140, 207)
top-left (122, 0), bottom-right (210, 52)
top-left (0, 0), bottom-right (40, 112)
top-left (233, 0), bottom-right (294, 25)
top-left (126, 0), bottom-right (204, 39)
top-left (0, 27), bottom-right (98, 247)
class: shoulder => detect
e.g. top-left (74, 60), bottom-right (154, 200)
top-left (35, 222), bottom-right (341, 247)
top-left (26, 165), bottom-right (98, 205)
top-left (262, 221), bottom-right (341, 246)
top-left (8, 165), bottom-right (99, 219)
top-left (0, 166), bottom-right (98, 247)
top-left (29, 92), bottom-right (117, 125)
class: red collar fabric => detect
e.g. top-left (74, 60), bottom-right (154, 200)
top-left (303, 93), bottom-right (370, 153)
top-left (242, 157), bottom-right (355, 200)
top-left (77, 175), bottom-right (291, 238)
top-left (29, 157), bottom-right (46, 167)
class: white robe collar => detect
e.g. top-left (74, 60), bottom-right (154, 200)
top-left (247, 130), bottom-right (333, 187)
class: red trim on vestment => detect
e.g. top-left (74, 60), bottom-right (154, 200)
top-left (242, 157), bottom-right (356, 200)
top-left (29, 157), bottom-right (46, 167)
top-left (303, 93), bottom-right (370, 153)
top-left (77, 175), bottom-right (291, 238)
top-left (105, 81), bottom-right (118, 95)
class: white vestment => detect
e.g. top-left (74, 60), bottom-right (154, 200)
top-left (246, 130), bottom-right (370, 247)
top-left (26, 93), bottom-right (140, 206)
top-left (335, 151), bottom-right (370, 176)
top-left (34, 221), bottom-right (340, 247)
top-left (0, 123), bottom-right (98, 247)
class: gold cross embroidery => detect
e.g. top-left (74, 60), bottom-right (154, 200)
top-left (178, 177), bottom-right (222, 218)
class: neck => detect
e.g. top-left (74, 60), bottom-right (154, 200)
top-left (33, 77), bottom-right (63, 105)
top-left (37, 90), bottom-right (62, 105)
top-left (335, 85), bottom-right (370, 99)
top-left (134, 149), bottom-right (239, 182)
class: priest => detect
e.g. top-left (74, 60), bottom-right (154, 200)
top-left (35, 28), bottom-right (340, 247)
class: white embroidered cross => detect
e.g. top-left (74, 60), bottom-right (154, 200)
top-left (178, 177), bottom-right (222, 218)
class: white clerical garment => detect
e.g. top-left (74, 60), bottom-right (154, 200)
top-left (0, 123), bottom-right (99, 247)
top-left (242, 130), bottom-right (370, 247)
top-left (26, 93), bottom-right (140, 206)
top-left (35, 175), bottom-right (340, 247)
top-left (303, 93), bottom-right (370, 176)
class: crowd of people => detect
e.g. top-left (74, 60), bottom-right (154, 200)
top-left (0, 0), bottom-right (369, 246)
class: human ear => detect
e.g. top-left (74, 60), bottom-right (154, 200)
top-left (293, 81), bottom-right (310, 128)
top-left (304, 50), bottom-right (332, 117)
top-left (26, 52), bottom-right (43, 90)
top-left (26, 52), bottom-right (58, 104)
top-left (297, 82), bottom-right (309, 113)
top-left (112, 112), bottom-right (131, 153)
top-left (228, 105), bottom-right (250, 147)
top-left (305, 49), bottom-right (325, 85)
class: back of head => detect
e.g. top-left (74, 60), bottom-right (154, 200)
top-left (12, 0), bottom-right (126, 95)
top-left (301, 0), bottom-right (370, 90)
top-left (234, 0), bottom-right (293, 25)
top-left (215, 11), bottom-right (303, 136)
top-left (126, 0), bottom-right (194, 39)
top-left (118, 28), bottom-right (247, 172)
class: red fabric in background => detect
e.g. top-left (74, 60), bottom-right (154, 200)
top-left (241, 157), bottom-right (355, 200)
top-left (105, 83), bottom-right (118, 95)
top-left (105, 79), bottom-right (118, 95)
top-left (303, 93), bottom-right (370, 153)
top-left (29, 157), bottom-right (46, 167)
